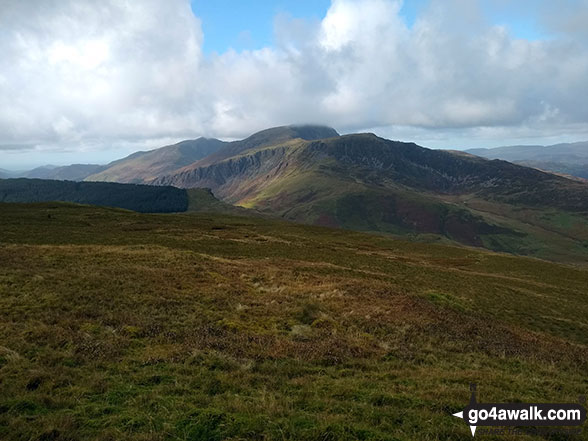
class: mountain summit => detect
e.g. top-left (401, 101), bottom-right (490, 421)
top-left (81, 125), bottom-right (339, 184)
top-left (188, 125), bottom-right (339, 168)
top-left (4, 124), bottom-right (588, 261)
top-left (152, 128), bottom-right (588, 261)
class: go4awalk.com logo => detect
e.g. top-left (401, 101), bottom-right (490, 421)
top-left (452, 384), bottom-right (586, 437)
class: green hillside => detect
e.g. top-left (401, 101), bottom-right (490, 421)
top-left (0, 178), bottom-right (188, 213)
top-left (0, 179), bottom-right (263, 217)
top-left (11, 126), bottom-right (587, 263)
top-left (154, 132), bottom-right (588, 264)
top-left (86, 138), bottom-right (226, 184)
top-left (1, 203), bottom-right (587, 440)
top-left (186, 188), bottom-right (261, 217)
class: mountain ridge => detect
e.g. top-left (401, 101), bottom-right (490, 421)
top-left (4, 125), bottom-right (588, 262)
top-left (151, 130), bottom-right (588, 262)
top-left (85, 137), bottom-right (226, 183)
top-left (181, 124), bottom-right (339, 170)
top-left (466, 141), bottom-right (588, 179)
top-left (154, 132), bottom-right (588, 210)
top-left (25, 164), bottom-right (106, 181)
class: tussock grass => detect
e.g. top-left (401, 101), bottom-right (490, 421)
top-left (0, 203), bottom-right (587, 440)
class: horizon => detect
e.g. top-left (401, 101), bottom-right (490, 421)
top-left (2, 0), bottom-right (588, 169)
top-left (2, 124), bottom-right (587, 172)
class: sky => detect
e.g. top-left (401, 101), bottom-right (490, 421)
top-left (1, 0), bottom-right (588, 169)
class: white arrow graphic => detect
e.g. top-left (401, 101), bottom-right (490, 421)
top-left (453, 411), bottom-right (477, 436)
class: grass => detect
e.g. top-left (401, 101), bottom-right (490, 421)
top-left (187, 188), bottom-right (257, 217)
top-left (1, 202), bottom-right (587, 440)
top-left (232, 161), bottom-right (588, 264)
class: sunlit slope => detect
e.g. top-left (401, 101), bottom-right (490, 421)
top-left (1, 203), bottom-right (587, 440)
top-left (86, 138), bottom-right (226, 184)
top-left (155, 134), bottom-right (588, 263)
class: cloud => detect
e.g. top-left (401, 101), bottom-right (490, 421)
top-left (539, 0), bottom-right (588, 41)
top-left (1, 0), bottom-right (588, 164)
top-left (204, 0), bottom-right (588, 136)
top-left (0, 144), bottom-right (37, 152)
top-left (0, 0), bottom-right (203, 146)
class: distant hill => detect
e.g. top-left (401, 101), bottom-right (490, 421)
top-left (466, 141), bottom-right (588, 179)
top-left (0, 165), bottom-right (106, 181)
top-left (85, 138), bottom-right (226, 183)
top-left (153, 129), bottom-right (588, 263)
top-left (25, 164), bottom-right (106, 181)
top-left (22, 165), bottom-right (58, 177)
top-left (2, 138), bottom-right (226, 184)
top-left (0, 168), bottom-right (26, 179)
top-left (0, 178), bottom-right (188, 213)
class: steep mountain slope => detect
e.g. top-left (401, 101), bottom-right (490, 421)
top-left (190, 125), bottom-right (339, 168)
top-left (25, 164), bottom-right (106, 181)
top-left (4, 126), bottom-right (337, 185)
top-left (153, 131), bottom-right (588, 262)
top-left (467, 141), bottom-right (588, 179)
top-left (86, 138), bottom-right (226, 183)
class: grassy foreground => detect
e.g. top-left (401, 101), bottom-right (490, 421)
top-left (0, 203), bottom-right (587, 440)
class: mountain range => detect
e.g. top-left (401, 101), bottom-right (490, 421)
top-left (466, 141), bottom-right (588, 180)
top-left (2, 125), bottom-right (588, 263)
top-left (0, 138), bottom-right (226, 183)
top-left (148, 127), bottom-right (588, 262)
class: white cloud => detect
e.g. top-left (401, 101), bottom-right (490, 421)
top-left (1, 0), bottom-right (588, 167)
top-left (0, 0), bottom-right (203, 147)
